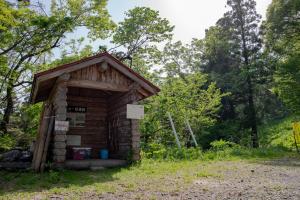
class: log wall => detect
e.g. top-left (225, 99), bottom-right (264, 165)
top-left (69, 63), bottom-right (132, 89)
top-left (66, 88), bottom-right (109, 159)
top-left (107, 84), bottom-right (142, 160)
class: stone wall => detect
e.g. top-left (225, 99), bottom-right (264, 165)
top-left (50, 74), bottom-right (69, 164)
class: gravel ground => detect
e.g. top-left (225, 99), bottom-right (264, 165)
top-left (95, 158), bottom-right (300, 200)
top-left (26, 157), bottom-right (300, 200)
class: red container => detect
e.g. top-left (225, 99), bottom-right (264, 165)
top-left (72, 147), bottom-right (92, 160)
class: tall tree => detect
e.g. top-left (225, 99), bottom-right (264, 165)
top-left (112, 7), bottom-right (174, 59)
top-left (160, 39), bottom-right (203, 81)
top-left (221, 0), bottom-right (262, 147)
top-left (201, 25), bottom-right (242, 122)
top-left (264, 0), bottom-right (300, 114)
top-left (110, 6), bottom-right (173, 81)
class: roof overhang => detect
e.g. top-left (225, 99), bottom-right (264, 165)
top-left (30, 52), bottom-right (160, 103)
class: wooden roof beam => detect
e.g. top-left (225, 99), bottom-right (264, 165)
top-left (67, 80), bottom-right (129, 92)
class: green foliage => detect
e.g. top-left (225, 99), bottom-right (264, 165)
top-left (0, 0), bottom-right (21, 31)
top-left (0, 0), bottom-right (298, 156)
top-left (273, 52), bottom-right (300, 113)
top-left (259, 115), bottom-right (299, 150)
top-left (264, 0), bottom-right (300, 114)
top-left (18, 103), bottom-right (42, 138)
top-left (141, 140), bottom-right (294, 161)
top-left (113, 7), bottom-right (174, 56)
top-left (0, 134), bottom-right (16, 152)
top-left (264, 0), bottom-right (300, 54)
top-left (160, 39), bottom-right (203, 78)
top-left (0, 0), bottom-right (115, 134)
top-left (142, 143), bottom-right (202, 160)
top-left (203, 146), bottom-right (292, 160)
top-left (0, 103), bottom-right (42, 151)
top-left (111, 7), bottom-right (174, 82)
top-left (48, 170), bottom-right (61, 183)
top-left (210, 139), bottom-right (237, 151)
top-left (140, 73), bottom-right (227, 147)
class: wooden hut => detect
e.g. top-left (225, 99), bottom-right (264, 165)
top-left (30, 52), bottom-right (160, 171)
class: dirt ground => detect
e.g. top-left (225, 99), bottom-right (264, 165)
top-left (3, 157), bottom-right (299, 200)
top-left (95, 158), bottom-right (300, 200)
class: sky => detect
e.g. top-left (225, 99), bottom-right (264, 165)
top-left (57, 0), bottom-right (273, 56)
top-left (106, 0), bottom-right (272, 43)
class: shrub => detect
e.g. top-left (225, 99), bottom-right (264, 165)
top-left (141, 143), bottom-right (202, 160)
top-left (210, 139), bottom-right (238, 151)
top-left (47, 170), bottom-right (61, 183)
top-left (0, 134), bottom-right (16, 153)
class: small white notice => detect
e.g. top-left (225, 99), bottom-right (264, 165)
top-left (67, 135), bottom-right (81, 146)
top-left (55, 120), bottom-right (69, 131)
top-left (126, 104), bottom-right (144, 119)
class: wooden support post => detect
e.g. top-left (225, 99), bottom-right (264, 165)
top-left (130, 83), bottom-right (141, 161)
top-left (32, 102), bottom-right (52, 172)
top-left (167, 112), bottom-right (181, 149)
top-left (40, 111), bottom-right (55, 172)
top-left (131, 118), bottom-right (140, 161)
top-left (185, 119), bottom-right (198, 147)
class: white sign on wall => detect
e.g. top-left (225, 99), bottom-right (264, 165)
top-left (55, 120), bottom-right (69, 131)
top-left (67, 135), bottom-right (81, 146)
top-left (126, 104), bottom-right (144, 119)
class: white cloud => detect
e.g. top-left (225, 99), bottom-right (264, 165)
top-left (136, 0), bottom-right (272, 43)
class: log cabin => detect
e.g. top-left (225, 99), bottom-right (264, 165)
top-left (30, 52), bottom-right (160, 172)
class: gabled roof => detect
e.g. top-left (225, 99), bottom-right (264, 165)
top-left (30, 52), bottom-right (160, 103)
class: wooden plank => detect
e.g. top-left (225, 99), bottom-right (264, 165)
top-left (67, 96), bottom-right (107, 104)
top-left (104, 58), bottom-right (156, 94)
top-left (33, 103), bottom-right (52, 172)
top-left (40, 108), bottom-right (55, 172)
top-left (92, 65), bottom-right (97, 81)
top-left (67, 80), bottom-right (129, 92)
top-left (32, 57), bottom-right (106, 102)
top-left (138, 88), bottom-right (150, 98)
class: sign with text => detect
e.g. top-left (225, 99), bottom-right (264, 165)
top-left (67, 135), bottom-right (81, 146)
top-left (126, 104), bottom-right (144, 119)
top-left (55, 120), bottom-right (69, 131)
top-left (67, 106), bottom-right (87, 113)
top-left (293, 122), bottom-right (300, 144)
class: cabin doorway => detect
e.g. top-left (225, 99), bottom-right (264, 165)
top-left (65, 87), bottom-right (129, 161)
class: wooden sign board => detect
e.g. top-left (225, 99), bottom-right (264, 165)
top-left (293, 122), bottom-right (300, 144)
top-left (67, 106), bottom-right (87, 113)
top-left (55, 120), bottom-right (69, 131)
top-left (126, 104), bottom-right (144, 119)
top-left (67, 135), bottom-right (81, 146)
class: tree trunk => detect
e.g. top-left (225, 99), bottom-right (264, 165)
top-left (246, 75), bottom-right (259, 148)
top-left (238, 2), bottom-right (259, 148)
top-left (0, 80), bottom-right (14, 134)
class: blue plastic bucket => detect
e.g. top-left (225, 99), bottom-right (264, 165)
top-left (99, 149), bottom-right (109, 159)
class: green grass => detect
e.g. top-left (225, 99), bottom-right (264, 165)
top-left (0, 148), bottom-right (298, 200)
top-left (0, 160), bottom-right (219, 199)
